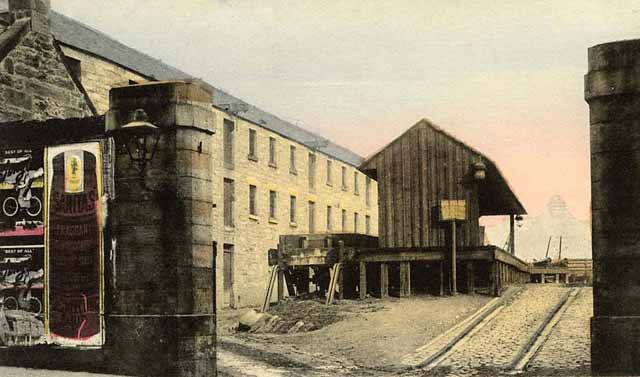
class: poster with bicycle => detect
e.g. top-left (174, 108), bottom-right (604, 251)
top-left (0, 148), bottom-right (45, 346)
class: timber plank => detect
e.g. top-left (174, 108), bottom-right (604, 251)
top-left (380, 263), bottom-right (389, 298)
top-left (384, 147), bottom-right (394, 248)
top-left (401, 133), bottom-right (412, 247)
top-left (429, 126), bottom-right (438, 247)
top-left (378, 152), bottom-right (387, 247)
top-left (393, 142), bottom-right (404, 247)
top-left (419, 124), bottom-right (430, 247)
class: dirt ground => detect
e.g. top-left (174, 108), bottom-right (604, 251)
top-left (219, 294), bottom-right (491, 371)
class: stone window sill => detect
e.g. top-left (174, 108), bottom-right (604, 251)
top-left (326, 182), bottom-right (333, 187)
top-left (269, 162), bottom-right (277, 168)
top-left (290, 169), bottom-right (297, 176)
top-left (342, 186), bottom-right (348, 191)
top-left (249, 214), bottom-right (259, 221)
top-left (224, 225), bottom-right (235, 232)
top-left (290, 222), bottom-right (298, 228)
top-left (248, 155), bottom-right (258, 162)
top-left (269, 218), bottom-right (278, 224)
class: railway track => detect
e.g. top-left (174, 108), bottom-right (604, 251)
top-left (405, 285), bottom-right (581, 376)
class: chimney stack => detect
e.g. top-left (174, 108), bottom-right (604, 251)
top-left (8, 0), bottom-right (49, 34)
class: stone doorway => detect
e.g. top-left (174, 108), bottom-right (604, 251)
top-left (223, 244), bottom-right (235, 308)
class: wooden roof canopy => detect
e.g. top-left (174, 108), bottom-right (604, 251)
top-left (361, 119), bottom-right (526, 218)
top-left (478, 159), bottom-right (527, 216)
top-left (0, 116), bottom-right (105, 148)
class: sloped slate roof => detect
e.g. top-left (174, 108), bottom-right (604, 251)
top-left (49, 11), bottom-right (364, 167)
top-left (49, 11), bottom-right (193, 81)
top-left (212, 88), bottom-right (364, 166)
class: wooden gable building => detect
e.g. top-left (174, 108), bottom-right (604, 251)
top-left (274, 119), bottom-right (531, 304)
top-left (356, 118), bottom-right (529, 296)
top-left (360, 118), bottom-right (526, 250)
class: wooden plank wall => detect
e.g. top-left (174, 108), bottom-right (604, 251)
top-left (364, 121), bottom-right (482, 248)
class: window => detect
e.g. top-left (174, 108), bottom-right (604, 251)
top-left (223, 119), bottom-right (235, 169)
top-left (341, 209), bottom-right (347, 232)
top-left (289, 145), bottom-right (297, 174)
top-left (290, 195), bottom-right (297, 224)
top-left (224, 179), bottom-right (235, 227)
top-left (248, 129), bottom-right (258, 160)
top-left (341, 166), bottom-right (348, 191)
top-left (308, 201), bottom-right (316, 233)
top-left (366, 215), bottom-right (371, 235)
top-left (354, 172), bottom-right (359, 195)
top-left (308, 153), bottom-right (316, 190)
top-left (269, 190), bottom-right (277, 220)
top-left (326, 160), bottom-right (332, 186)
top-left (326, 206), bottom-right (332, 231)
top-left (366, 177), bottom-right (372, 206)
top-left (64, 56), bottom-right (82, 82)
top-left (249, 185), bottom-right (258, 216)
top-left (354, 212), bottom-right (359, 233)
top-left (269, 137), bottom-right (277, 166)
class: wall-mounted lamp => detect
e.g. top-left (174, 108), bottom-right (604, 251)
top-left (473, 162), bottom-right (487, 181)
top-left (515, 214), bottom-right (524, 228)
top-left (112, 109), bottom-right (161, 177)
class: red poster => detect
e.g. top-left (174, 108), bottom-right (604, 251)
top-left (48, 145), bottom-right (102, 345)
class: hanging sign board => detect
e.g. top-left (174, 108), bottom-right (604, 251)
top-left (440, 200), bottom-right (467, 221)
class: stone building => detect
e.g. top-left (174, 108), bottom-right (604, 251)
top-left (0, 0), bottom-right (378, 313)
top-left (0, 0), bottom-right (94, 121)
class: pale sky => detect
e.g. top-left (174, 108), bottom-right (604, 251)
top-left (51, 0), bottom-right (640, 220)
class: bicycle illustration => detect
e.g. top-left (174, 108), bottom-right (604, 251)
top-left (0, 269), bottom-right (44, 315)
top-left (1, 167), bottom-right (43, 219)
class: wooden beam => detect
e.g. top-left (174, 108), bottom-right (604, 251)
top-left (337, 241), bottom-right (345, 300)
top-left (299, 267), bottom-right (309, 294)
top-left (490, 262), bottom-right (497, 296)
top-left (277, 241), bottom-right (284, 303)
top-left (360, 251), bottom-right (444, 263)
top-left (380, 263), bottom-right (389, 298)
top-left (400, 261), bottom-right (411, 297)
top-left (451, 221), bottom-right (457, 296)
top-left (359, 260), bottom-right (367, 300)
top-left (439, 261), bottom-right (444, 296)
top-left (495, 262), bottom-right (501, 296)
top-left (509, 214), bottom-right (515, 255)
top-left (466, 261), bottom-right (474, 295)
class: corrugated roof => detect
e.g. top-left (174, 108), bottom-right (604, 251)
top-left (49, 11), bottom-right (364, 167)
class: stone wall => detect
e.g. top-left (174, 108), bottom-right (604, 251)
top-left (59, 45), bottom-right (148, 115)
top-left (586, 38), bottom-right (640, 375)
top-left (211, 108), bottom-right (379, 308)
top-left (108, 81), bottom-right (215, 377)
top-left (0, 24), bottom-right (92, 121)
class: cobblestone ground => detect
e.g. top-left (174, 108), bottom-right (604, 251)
top-left (432, 285), bottom-right (570, 377)
top-left (0, 367), bottom-right (126, 377)
top-left (525, 287), bottom-right (593, 376)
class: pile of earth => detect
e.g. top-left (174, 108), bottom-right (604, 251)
top-left (237, 298), bottom-right (384, 334)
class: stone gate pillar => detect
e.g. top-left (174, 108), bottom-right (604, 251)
top-left (586, 39), bottom-right (640, 375)
top-left (106, 81), bottom-right (216, 376)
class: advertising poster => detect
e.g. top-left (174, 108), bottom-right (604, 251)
top-left (0, 148), bottom-right (45, 346)
top-left (47, 143), bottom-right (103, 346)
